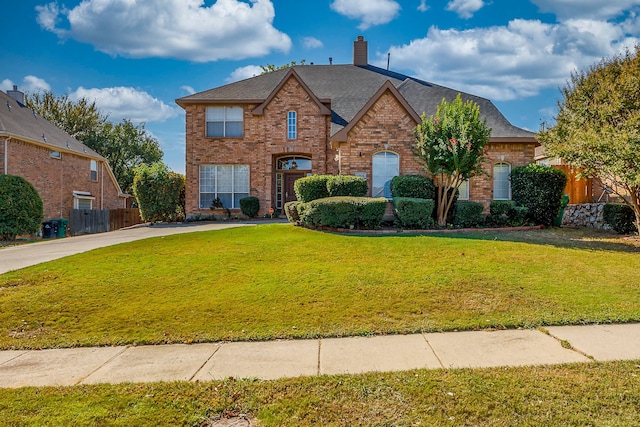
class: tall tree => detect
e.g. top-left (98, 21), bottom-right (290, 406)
top-left (537, 47), bottom-right (640, 234)
top-left (84, 120), bottom-right (163, 194)
top-left (414, 94), bottom-right (492, 226)
top-left (27, 91), bottom-right (108, 142)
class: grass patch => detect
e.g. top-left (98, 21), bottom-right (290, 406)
top-left (1, 224), bottom-right (639, 350)
top-left (1, 361), bottom-right (640, 425)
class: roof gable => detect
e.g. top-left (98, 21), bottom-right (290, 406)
top-left (332, 80), bottom-right (421, 142)
top-left (251, 68), bottom-right (331, 116)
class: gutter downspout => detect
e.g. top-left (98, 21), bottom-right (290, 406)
top-left (4, 137), bottom-right (9, 175)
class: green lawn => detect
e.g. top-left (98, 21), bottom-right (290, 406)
top-left (1, 224), bottom-right (638, 350)
top-left (2, 361), bottom-right (640, 426)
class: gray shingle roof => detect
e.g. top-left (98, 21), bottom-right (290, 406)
top-left (176, 64), bottom-right (535, 139)
top-left (0, 90), bottom-right (106, 160)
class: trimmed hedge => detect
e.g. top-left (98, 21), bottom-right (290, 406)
top-left (393, 197), bottom-right (435, 229)
top-left (294, 175), bottom-right (330, 203)
top-left (0, 174), bottom-right (44, 241)
top-left (511, 164), bottom-right (567, 226)
top-left (603, 203), bottom-right (638, 234)
top-left (487, 201), bottom-right (528, 227)
top-left (326, 175), bottom-right (368, 197)
top-left (298, 196), bottom-right (388, 229)
top-left (239, 196), bottom-right (260, 218)
top-left (453, 202), bottom-right (485, 228)
top-left (390, 175), bottom-right (435, 199)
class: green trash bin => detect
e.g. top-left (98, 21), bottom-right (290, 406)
top-left (553, 194), bottom-right (570, 227)
top-left (56, 218), bottom-right (68, 238)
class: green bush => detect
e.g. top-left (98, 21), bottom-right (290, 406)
top-left (487, 201), bottom-right (528, 227)
top-left (511, 164), bottom-right (567, 226)
top-left (453, 202), bottom-right (485, 228)
top-left (390, 175), bottom-right (435, 199)
top-left (239, 197), bottom-right (260, 218)
top-left (603, 203), bottom-right (638, 234)
top-left (0, 175), bottom-right (44, 240)
top-left (298, 197), bottom-right (387, 229)
top-left (326, 175), bottom-right (368, 197)
top-left (294, 175), bottom-right (330, 203)
top-left (133, 163), bottom-right (185, 222)
top-left (393, 197), bottom-right (435, 229)
top-left (284, 201), bottom-right (301, 223)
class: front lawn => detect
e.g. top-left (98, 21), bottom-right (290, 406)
top-left (0, 224), bottom-right (639, 350)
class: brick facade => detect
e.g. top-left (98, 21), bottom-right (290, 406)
top-left (1, 137), bottom-right (123, 220)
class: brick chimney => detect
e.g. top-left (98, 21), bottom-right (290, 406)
top-left (353, 36), bottom-right (368, 66)
top-left (7, 85), bottom-right (25, 106)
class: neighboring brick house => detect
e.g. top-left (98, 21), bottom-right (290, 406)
top-left (176, 36), bottom-right (537, 218)
top-left (0, 86), bottom-right (126, 221)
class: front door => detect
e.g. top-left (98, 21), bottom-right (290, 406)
top-left (284, 172), bottom-right (305, 204)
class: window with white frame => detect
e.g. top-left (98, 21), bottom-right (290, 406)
top-left (50, 150), bottom-right (61, 159)
top-left (287, 111), bottom-right (297, 139)
top-left (458, 179), bottom-right (470, 200)
top-left (199, 165), bottom-right (249, 209)
top-left (372, 151), bottom-right (399, 199)
top-left (493, 163), bottom-right (511, 200)
top-left (90, 160), bottom-right (98, 181)
top-left (206, 106), bottom-right (243, 137)
top-left (73, 191), bottom-right (94, 209)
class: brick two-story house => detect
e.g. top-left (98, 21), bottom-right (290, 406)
top-left (176, 37), bottom-right (537, 218)
top-left (0, 86), bottom-right (126, 221)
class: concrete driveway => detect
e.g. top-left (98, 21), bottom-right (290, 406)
top-left (0, 222), bottom-right (268, 275)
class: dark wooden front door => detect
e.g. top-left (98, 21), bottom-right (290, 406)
top-left (284, 172), bottom-right (304, 203)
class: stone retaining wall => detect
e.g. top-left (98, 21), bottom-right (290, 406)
top-left (561, 203), bottom-right (609, 229)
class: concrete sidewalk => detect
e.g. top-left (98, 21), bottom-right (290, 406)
top-left (2, 324), bottom-right (640, 388)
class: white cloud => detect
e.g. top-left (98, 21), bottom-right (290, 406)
top-left (180, 85), bottom-right (195, 95)
top-left (36, 0), bottom-right (292, 62)
top-left (417, 0), bottom-right (429, 12)
top-left (330, 0), bottom-right (401, 30)
top-left (446, 0), bottom-right (484, 19)
top-left (302, 37), bottom-right (323, 49)
top-left (70, 86), bottom-right (179, 123)
top-left (1, 76), bottom-right (52, 93)
top-left (531, 0), bottom-right (640, 20)
top-left (226, 65), bottom-right (264, 83)
top-left (380, 18), bottom-right (639, 101)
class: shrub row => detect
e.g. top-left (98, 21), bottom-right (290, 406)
top-left (289, 197), bottom-right (388, 229)
top-left (294, 175), bottom-right (368, 203)
top-left (486, 200), bottom-right (529, 227)
top-left (390, 175), bottom-right (435, 199)
top-left (453, 202), bottom-right (484, 228)
top-left (603, 203), bottom-right (638, 234)
top-left (393, 197), bottom-right (435, 229)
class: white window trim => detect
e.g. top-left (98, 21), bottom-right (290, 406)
top-left (372, 151), bottom-right (399, 199)
top-left (493, 162), bottom-right (512, 200)
top-left (73, 191), bottom-right (95, 209)
top-left (205, 106), bottom-right (243, 138)
top-left (287, 111), bottom-right (297, 140)
top-left (90, 160), bottom-right (98, 182)
top-left (50, 150), bottom-right (61, 159)
top-left (199, 164), bottom-right (250, 209)
top-left (458, 179), bottom-right (470, 200)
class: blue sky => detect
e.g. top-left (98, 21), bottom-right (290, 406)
top-left (2, 0), bottom-right (639, 174)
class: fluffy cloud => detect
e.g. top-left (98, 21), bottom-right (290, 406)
top-left (0, 76), bottom-right (52, 93)
top-left (70, 86), bottom-right (179, 123)
top-left (531, 0), bottom-right (640, 20)
top-left (330, 0), bottom-right (401, 30)
top-left (302, 37), bottom-right (323, 49)
top-left (381, 18), bottom-right (638, 101)
top-left (417, 0), bottom-right (429, 12)
top-left (225, 65), bottom-right (264, 83)
top-left (446, 0), bottom-right (484, 19)
top-left (36, 0), bottom-right (291, 62)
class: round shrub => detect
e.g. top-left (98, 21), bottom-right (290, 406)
top-left (0, 174), bottom-right (44, 241)
top-left (239, 196), bottom-right (260, 218)
top-left (390, 175), bottom-right (435, 199)
top-left (511, 164), bottom-right (567, 226)
top-left (393, 197), bottom-right (435, 229)
top-left (294, 175), bottom-right (330, 203)
top-left (603, 203), bottom-right (638, 234)
top-left (326, 175), bottom-right (368, 197)
top-left (453, 202), bottom-right (485, 228)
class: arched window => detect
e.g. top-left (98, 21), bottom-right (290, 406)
top-left (372, 151), bottom-right (399, 198)
top-left (493, 163), bottom-right (511, 200)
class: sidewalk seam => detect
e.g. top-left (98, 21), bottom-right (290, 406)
top-left (541, 328), bottom-right (595, 361)
top-left (189, 344), bottom-right (222, 382)
top-left (0, 351), bottom-right (30, 366)
top-left (317, 339), bottom-right (322, 376)
top-left (76, 346), bottom-right (129, 385)
top-left (421, 333), bottom-right (445, 369)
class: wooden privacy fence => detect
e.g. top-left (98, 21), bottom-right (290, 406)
top-left (552, 165), bottom-right (593, 204)
top-left (69, 208), bottom-right (143, 236)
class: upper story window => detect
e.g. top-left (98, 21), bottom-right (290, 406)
top-left (206, 106), bottom-right (243, 137)
top-left (287, 111), bottom-right (297, 139)
top-left (493, 162), bottom-right (511, 200)
top-left (50, 150), bottom-right (61, 159)
top-left (90, 160), bottom-right (98, 182)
